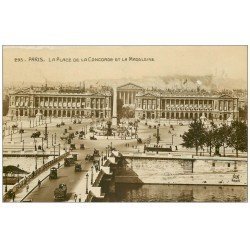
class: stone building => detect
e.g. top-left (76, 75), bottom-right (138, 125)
top-left (135, 92), bottom-right (239, 121)
top-left (8, 87), bottom-right (112, 119)
top-left (117, 83), bottom-right (143, 106)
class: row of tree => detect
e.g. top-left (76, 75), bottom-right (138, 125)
top-left (181, 120), bottom-right (247, 157)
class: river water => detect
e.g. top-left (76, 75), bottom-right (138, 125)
top-left (102, 183), bottom-right (247, 202)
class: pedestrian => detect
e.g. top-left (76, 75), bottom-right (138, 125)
top-left (26, 184), bottom-right (29, 192)
top-left (74, 194), bottom-right (77, 202)
top-left (78, 196), bottom-right (81, 202)
top-left (58, 162), bottom-right (60, 169)
top-left (38, 180), bottom-right (41, 188)
top-left (12, 192), bottom-right (15, 202)
top-left (32, 171), bottom-right (35, 178)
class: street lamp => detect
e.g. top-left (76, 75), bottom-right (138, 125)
top-left (42, 150), bottom-right (45, 164)
top-left (10, 131), bottom-right (13, 141)
top-left (42, 137), bottom-right (44, 151)
top-left (22, 140), bottom-right (24, 151)
top-left (17, 164), bottom-right (20, 182)
top-left (86, 173), bottom-right (89, 194)
top-left (101, 151), bottom-right (104, 165)
top-left (91, 166), bottom-right (94, 184)
top-left (5, 173), bottom-right (8, 192)
top-left (54, 133), bottom-right (57, 144)
top-left (53, 145), bottom-right (56, 159)
top-left (35, 155), bottom-right (37, 170)
top-left (34, 139), bottom-right (37, 151)
top-left (58, 144), bottom-right (61, 155)
top-left (52, 134), bottom-right (54, 146)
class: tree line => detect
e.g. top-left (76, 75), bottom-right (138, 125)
top-left (181, 119), bottom-right (247, 157)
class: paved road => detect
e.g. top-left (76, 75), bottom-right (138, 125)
top-left (23, 122), bottom-right (139, 202)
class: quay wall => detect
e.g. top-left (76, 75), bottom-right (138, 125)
top-left (116, 156), bottom-right (247, 186)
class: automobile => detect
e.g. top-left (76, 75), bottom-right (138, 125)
top-left (85, 154), bottom-right (94, 161)
top-left (70, 144), bottom-right (76, 150)
top-left (179, 122), bottom-right (183, 126)
top-left (80, 144), bottom-right (85, 150)
top-left (61, 122), bottom-right (65, 126)
top-left (74, 163), bottom-right (82, 172)
top-left (49, 167), bottom-right (58, 179)
top-left (19, 129), bottom-right (24, 133)
top-left (31, 131), bottom-right (41, 138)
top-left (56, 124), bottom-right (61, 128)
top-left (90, 136), bottom-right (97, 140)
top-left (68, 126), bottom-right (72, 130)
top-left (137, 138), bottom-right (142, 144)
top-left (54, 184), bottom-right (67, 201)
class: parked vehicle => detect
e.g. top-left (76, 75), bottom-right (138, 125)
top-left (54, 184), bottom-right (67, 201)
top-left (19, 129), bottom-right (24, 133)
top-left (70, 144), bottom-right (76, 150)
top-left (61, 122), bottom-right (65, 126)
top-left (90, 136), bottom-right (97, 140)
top-left (49, 167), bottom-right (58, 179)
top-left (80, 144), bottom-right (85, 150)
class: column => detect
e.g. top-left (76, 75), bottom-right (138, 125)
top-left (123, 92), bottom-right (126, 104)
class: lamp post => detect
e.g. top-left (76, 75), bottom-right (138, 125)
top-left (101, 151), bottom-right (104, 165)
top-left (45, 123), bottom-right (48, 140)
top-left (91, 166), bottom-right (94, 184)
top-left (86, 173), bottom-right (89, 194)
top-left (17, 164), bottom-right (20, 182)
top-left (10, 131), bottom-right (13, 141)
top-left (20, 130), bottom-right (23, 142)
top-left (42, 137), bottom-right (44, 151)
top-left (58, 144), bottom-right (61, 155)
top-left (35, 154), bottom-right (37, 170)
top-left (53, 145), bottom-right (56, 159)
top-left (5, 173), bottom-right (8, 192)
top-left (30, 120), bottom-right (31, 128)
top-left (22, 140), bottom-right (24, 151)
top-left (42, 150), bottom-right (45, 164)
top-left (54, 133), bottom-right (57, 144)
top-left (52, 134), bottom-right (54, 146)
top-left (33, 119), bottom-right (34, 128)
top-left (34, 139), bottom-right (37, 151)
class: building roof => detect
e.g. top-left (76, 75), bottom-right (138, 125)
top-left (117, 83), bottom-right (144, 90)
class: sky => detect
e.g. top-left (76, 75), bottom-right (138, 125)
top-left (3, 46), bottom-right (247, 89)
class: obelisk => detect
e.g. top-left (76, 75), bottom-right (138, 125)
top-left (112, 87), bottom-right (117, 126)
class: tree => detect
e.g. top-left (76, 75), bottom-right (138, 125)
top-left (212, 124), bottom-right (231, 156)
top-left (204, 122), bottom-right (217, 156)
top-left (239, 105), bottom-right (247, 121)
top-left (181, 120), bottom-right (206, 155)
top-left (227, 120), bottom-right (247, 157)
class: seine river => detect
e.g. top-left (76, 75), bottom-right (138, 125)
top-left (102, 183), bottom-right (247, 202)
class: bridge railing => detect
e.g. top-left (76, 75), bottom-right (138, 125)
top-left (3, 151), bottom-right (70, 201)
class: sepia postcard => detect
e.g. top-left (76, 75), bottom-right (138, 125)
top-left (2, 45), bottom-right (248, 202)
